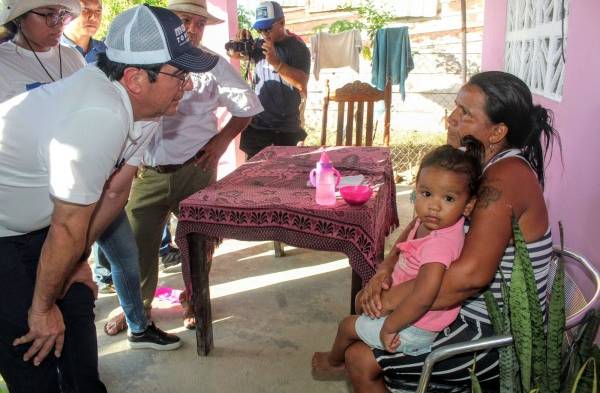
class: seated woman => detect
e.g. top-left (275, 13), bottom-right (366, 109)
top-left (346, 71), bottom-right (561, 392)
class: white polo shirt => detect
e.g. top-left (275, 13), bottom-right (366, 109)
top-left (0, 65), bottom-right (157, 236)
top-left (142, 55), bottom-right (263, 166)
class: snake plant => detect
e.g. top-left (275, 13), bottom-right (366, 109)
top-left (475, 220), bottom-right (599, 392)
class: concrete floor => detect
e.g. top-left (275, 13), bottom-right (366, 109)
top-left (94, 186), bottom-right (414, 393)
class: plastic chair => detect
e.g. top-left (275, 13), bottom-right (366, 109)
top-left (320, 79), bottom-right (392, 147)
top-left (415, 246), bottom-right (600, 393)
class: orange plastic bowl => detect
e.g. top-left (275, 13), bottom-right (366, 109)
top-left (340, 185), bottom-right (373, 206)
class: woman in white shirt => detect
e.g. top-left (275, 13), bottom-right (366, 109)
top-left (0, 0), bottom-right (85, 102)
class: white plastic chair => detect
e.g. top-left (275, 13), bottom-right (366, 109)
top-left (415, 246), bottom-right (600, 393)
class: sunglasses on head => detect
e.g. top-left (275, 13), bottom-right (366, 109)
top-left (256, 19), bottom-right (282, 34)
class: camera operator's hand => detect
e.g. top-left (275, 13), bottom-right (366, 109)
top-left (261, 37), bottom-right (282, 70)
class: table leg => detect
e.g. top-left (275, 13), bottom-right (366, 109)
top-left (187, 232), bottom-right (214, 356)
top-left (350, 270), bottom-right (362, 315)
top-left (273, 241), bottom-right (286, 257)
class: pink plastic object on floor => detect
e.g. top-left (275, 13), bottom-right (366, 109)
top-left (339, 185), bottom-right (373, 206)
top-left (155, 287), bottom-right (183, 304)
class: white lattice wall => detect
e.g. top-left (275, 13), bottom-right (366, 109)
top-left (505, 0), bottom-right (569, 101)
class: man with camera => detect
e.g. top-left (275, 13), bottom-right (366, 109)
top-left (228, 1), bottom-right (310, 158)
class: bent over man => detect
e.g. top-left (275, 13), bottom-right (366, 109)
top-left (0, 5), bottom-right (217, 392)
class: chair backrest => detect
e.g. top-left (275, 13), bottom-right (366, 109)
top-left (320, 79), bottom-right (392, 147)
top-left (547, 247), bottom-right (600, 339)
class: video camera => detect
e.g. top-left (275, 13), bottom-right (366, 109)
top-left (224, 37), bottom-right (259, 57)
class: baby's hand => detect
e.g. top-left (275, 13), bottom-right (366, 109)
top-left (380, 330), bottom-right (400, 353)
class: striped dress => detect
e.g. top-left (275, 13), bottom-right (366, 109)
top-left (374, 149), bottom-right (553, 392)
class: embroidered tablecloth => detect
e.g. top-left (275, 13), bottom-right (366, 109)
top-left (176, 146), bottom-right (398, 295)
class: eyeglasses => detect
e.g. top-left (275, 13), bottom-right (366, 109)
top-left (256, 20), bottom-right (282, 34)
top-left (81, 8), bottom-right (102, 18)
top-left (29, 9), bottom-right (75, 28)
top-left (156, 71), bottom-right (191, 89)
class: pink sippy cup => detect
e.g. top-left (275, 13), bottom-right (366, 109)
top-left (309, 152), bottom-right (341, 206)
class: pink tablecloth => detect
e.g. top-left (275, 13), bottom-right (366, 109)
top-left (176, 146), bottom-right (399, 293)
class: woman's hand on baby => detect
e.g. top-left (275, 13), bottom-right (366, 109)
top-left (380, 330), bottom-right (400, 353)
top-left (358, 271), bottom-right (392, 318)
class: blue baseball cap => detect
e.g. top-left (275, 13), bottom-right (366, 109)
top-left (252, 1), bottom-right (284, 30)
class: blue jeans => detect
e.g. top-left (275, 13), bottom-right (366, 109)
top-left (159, 224), bottom-right (171, 257)
top-left (95, 210), bottom-right (148, 334)
top-left (0, 228), bottom-right (106, 393)
top-left (94, 223), bottom-right (171, 283)
top-left (91, 245), bottom-right (112, 285)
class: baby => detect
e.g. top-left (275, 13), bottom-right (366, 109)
top-left (312, 138), bottom-right (483, 378)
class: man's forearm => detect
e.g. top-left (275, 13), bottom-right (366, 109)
top-left (32, 202), bottom-right (96, 312)
top-left (276, 62), bottom-right (308, 95)
top-left (217, 116), bottom-right (251, 143)
top-left (86, 164), bottom-right (137, 246)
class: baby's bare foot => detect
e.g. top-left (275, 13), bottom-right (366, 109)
top-left (311, 352), bottom-right (346, 380)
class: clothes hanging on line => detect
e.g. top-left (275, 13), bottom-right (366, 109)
top-left (310, 29), bottom-right (362, 80)
top-left (371, 27), bottom-right (414, 100)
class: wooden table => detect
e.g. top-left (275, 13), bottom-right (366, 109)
top-left (175, 146), bottom-right (398, 355)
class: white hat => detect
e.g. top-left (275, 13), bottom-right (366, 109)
top-left (0, 0), bottom-right (81, 25)
top-left (105, 5), bottom-right (218, 72)
top-left (167, 0), bottom-right (223, 25)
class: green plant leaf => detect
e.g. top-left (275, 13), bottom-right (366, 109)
top-left (546, 253), bottom-right (565, 393)
top-left (509, 231), bottom-right (532, 392)
top-left (470, 356), bottom-right (483, 393)
top-left (513, 219), bottom-right (545, 391)
top-left (570, 358), bottom-right (597, 393)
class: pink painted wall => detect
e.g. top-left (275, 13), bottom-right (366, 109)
top-left (203, 0), bottom-right (247, 177)
top-left (481, 1), bottom-right (600, 287)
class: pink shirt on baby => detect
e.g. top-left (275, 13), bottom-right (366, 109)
top-left (391, 216), bottom-right (465, 332)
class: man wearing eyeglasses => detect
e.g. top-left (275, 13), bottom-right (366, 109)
top-left (111, 0), bottom-right (263, 332)
top-left (0, 5), bottom-right (217, 392)
top-left (230, 0), bottom-right (310, 159)
top-left (0, 0), bottom-right (86, 102)
top-left (62, 0), bottom-right (106, 63)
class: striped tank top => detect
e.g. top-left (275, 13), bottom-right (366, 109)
top-left (460, 149), bottom-right (553, 325)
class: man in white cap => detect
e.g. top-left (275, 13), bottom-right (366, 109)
top-left (230, 0), bottom-right (310, 159)
top-left (102, 0), bottom-right (263, 331)
top-left (0, 4), bottom-right (218, 392)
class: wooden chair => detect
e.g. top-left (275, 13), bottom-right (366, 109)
top-left (321, 79), bottom-right (392, 147)
top-left (415, 246), bottom-right (600, 392)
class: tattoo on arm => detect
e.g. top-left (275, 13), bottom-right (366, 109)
top-left (477, 184), bottom-right (502, 209)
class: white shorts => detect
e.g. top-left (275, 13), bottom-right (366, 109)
top-left (355, 314), bottom-right (438, 356)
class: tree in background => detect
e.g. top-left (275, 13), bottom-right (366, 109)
top-left (97, 0), bottom-right (167, 39)
top-left (237, 4), bottom-right (253, 31)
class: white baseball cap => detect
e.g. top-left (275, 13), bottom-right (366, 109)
top-left (105, 5), bottom-right (218, 73)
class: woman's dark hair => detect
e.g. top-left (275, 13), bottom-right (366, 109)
top-left (96, 53), bottom-right (163, 82)
top-left (0, 22), bottom-right (17, 43)
top-left (416, 136), bottom-right (484, 197)
top-left (468, 71), bottom-right (561, 189)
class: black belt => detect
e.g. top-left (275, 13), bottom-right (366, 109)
top-left (144, 151), bottom-right (204, 174)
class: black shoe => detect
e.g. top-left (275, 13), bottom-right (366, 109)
top-left (159, 249), bottom-right (182, 272)
top-left (128, 323), bottom-right (182, 351)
